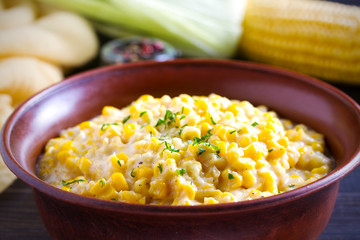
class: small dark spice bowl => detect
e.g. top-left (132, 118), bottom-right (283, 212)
top-left (1, 59), bottom-right (360, 240)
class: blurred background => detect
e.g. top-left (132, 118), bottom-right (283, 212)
top-left (0, 0), bottom-right (359, 239)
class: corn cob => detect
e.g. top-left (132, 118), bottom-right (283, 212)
top-left (238, 0), bottom-right (360, 84)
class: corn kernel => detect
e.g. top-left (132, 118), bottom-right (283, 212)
top-left (227, 148), bottom-right (255, 171)
top-left (243, 143), bottom-right (265, 161)
top-left (180, 94), bottom-right (192, 103)
top-left (219, 192), bottom-right (236, 203)
top-left (110, 172), bottom-right (128, 191)
top-left (79, 121), bottom-right (93, 130)
top-left (260, 172), bottom-right (278, 194)
top-left (200, 122), bottom-right (212, 136)
top-left (278, 137), bottom-right (289, 148)
top-left (90, 178), bottom-right (107, 195)
top-left (138, 94), bottom-right (154, 102)
top-left (123, 123), bottom-right (136, 141)
top-left (61, 186), bottom-right (71, 192)
top-left (204, 197), bottom-right (219, 204)
top-left (175, 177), bottom-right (195, 200)
top-left (134, 178), bottom-right (150, 195)
top-left (137, 167), bottom-right (153, 179)
top-left (214, 125), bottom-right (228, 141)
top-left (149, 180), bottom-right (168, 199)
top-left (56, 151), bottom-right (71, 164)
top-left (181, 126), bottom-right (200, 141)
top-left (60, 140), bottom-right (75, 152)
top-left (242, 170), bottom-right (256, 188)
top-left (195, 99), bottom-right (209, 113)
top-left (220, 169), bottom-right (242, 191)
top-left (227, 103), bottom-right (241, 116)
top-left (120, 191), bottom-right (145, 204)
top-left (102, 106), bottom-right (119, 116)
top-left (217, 141), bottom-right (228, 157)
top-left (144, 125), bottom-right (158, 136)
top-left (258, 128), bottom-right (274, 143)
top-left (129, 105), bottom-right (139, 114)
top-left (311, 142), bottom-right (324, 152)
top-left (110, 153), bottom-right (127, 172)
top-left (311, 166), bottom-right (329, 175)
top-left (238, 134), bottom-right (258, 147)
top-left (77, 157), bottom-right (92, 174)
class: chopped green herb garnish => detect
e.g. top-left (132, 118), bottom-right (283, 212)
top-left (117, 159), bottom-right (122, 167)
top-left (176, 168), bottom-right (186, 175)
top-left (237, 128), bottom-right (242, 133)
top-left (251, 121), bottom-right (259, 127)
top-left (268, 148), bottom-right (274, 153)
top-left (180, 115), bottom-right (186, 120)
top-left (155, 110), bottom-right (179, 129)
top-left (157, 163), bottom-right (163, 173)
top-left (163, 141), bottom-right (180, 153)
top-left (178, 124), bottom-right (188, 136)
top-left (100, 178), bottom-right (105, 187)
top-left (229, 130), bottom-right (236, 134)
top-left (111, 198), bottom-right (117, 201)
top-left (204, 143), bottom-right (221, 154)
top-left (131, 169), bottom-right (135, 178)
top-left (198, 147), bottom-right (206, 156)
top-left (210, 115), bottom-right (217, 125)
top-left (139, 111), bottom-right (147, 117)
top-left (100, 122), bottom-right (119, 131)
top-left (62, 179), bottom-right (85, 186)
top-left (192, 133), bottom-right (212, 145)
top-left (228, 173), bottom-right (235, 180)
top-left (288, 184), bottom-right (295, 188)
top-left (122, 115), bottom-right (131, 124)
top-left (181, 106), bottom-right (185, 114)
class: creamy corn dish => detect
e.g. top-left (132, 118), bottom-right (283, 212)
top-left (37, 94), bottom-right (333, 205)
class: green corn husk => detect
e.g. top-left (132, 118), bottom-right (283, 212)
top-left (38, 0), bottom-right (248, 58)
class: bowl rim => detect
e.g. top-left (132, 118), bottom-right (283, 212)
top-left (1, 59), bottom-right (360, 215)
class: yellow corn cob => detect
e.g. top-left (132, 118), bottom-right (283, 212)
top-left (239, 0), bottom-right (360, 83)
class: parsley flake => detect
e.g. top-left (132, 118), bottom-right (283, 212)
top-left (122, 115), bottom-right (131, 124)
top-left (251, 122), bottom-right (259, 127)
top-left (163, 141), bottom-right (180, 153)
top-left (62, 179), bottom-right (85, 186)
top-left (229, 130), bottom-right (236, 134)
top-left (268, 148), bottom-right (274, 153)
top-left (100, 123), bottom-right (119, 131)
top-left (178, 124), bottom-right (188, 136)
top-left (155, 110), bottom-right (178, 129)
top-left (131, 169), bottom-right (135, 178)
top-left (198, 147), bottom-right (206, 156)
top-left (228, 173), bottom-right (235, 180)
top-left (176, 168), bottom-right (186, 175)
top-left (181, 106), bottom-right (185, 114)
top-left (289, 184), bottom-right (295, 188)
top-left (117, 159), bottom-right (122, 167)
top-left (210, 115), bottom-right (217, 125)
top-left (99, 178), bottom-right (105, 187)
top-left (139, 111), bottom-right (147, 117)
top-left (157, 163), bottom-right (163, 173)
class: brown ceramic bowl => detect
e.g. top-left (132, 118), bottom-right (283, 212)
top-left (1, 59), bottom-right (360, 240)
